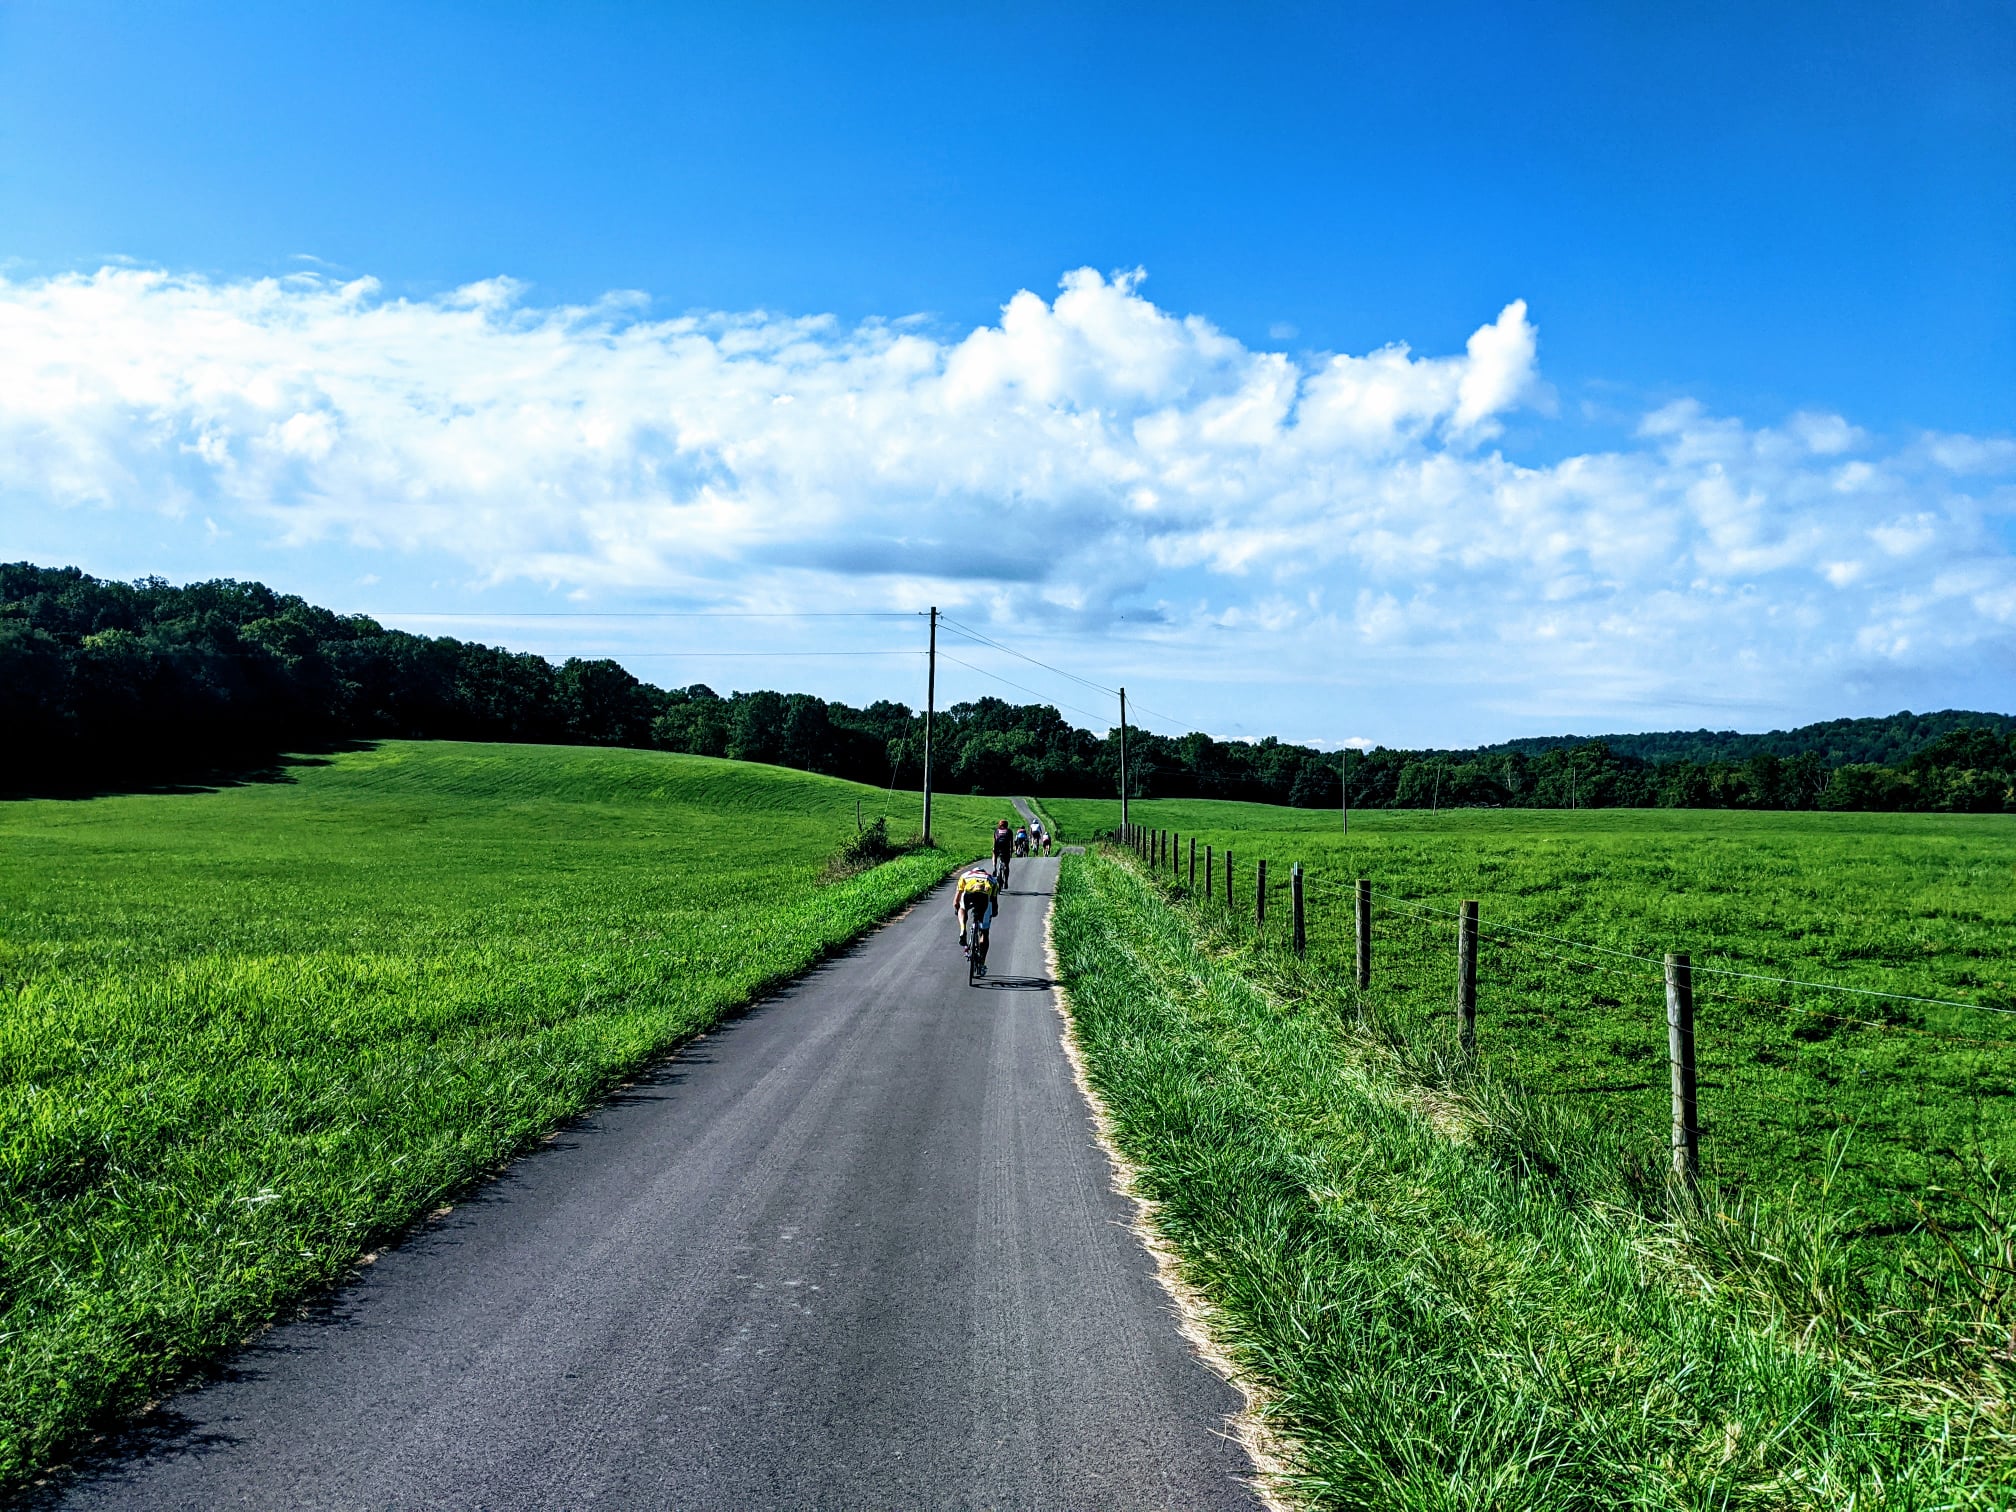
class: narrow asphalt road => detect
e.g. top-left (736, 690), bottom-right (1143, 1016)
top-left (50, 856), bottom-right (1261, 1511)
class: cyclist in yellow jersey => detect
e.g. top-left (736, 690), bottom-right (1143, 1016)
top-left (953, 864), bottom-right (1000, 963)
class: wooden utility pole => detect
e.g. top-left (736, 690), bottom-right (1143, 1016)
top-left (1667, 953), bottom-right (1699, 1185)
top-left (1458, 901), bottom-right (1478, 1051)
top-left (922, 607), bottom-right (937, 845)
top-left (1341, 746), bottom-right (1350, 835)
top-left (1118, 687), bottom-right (1129, 839)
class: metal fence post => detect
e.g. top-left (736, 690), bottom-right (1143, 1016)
top-left (1458, 900), bottom-right (1478, 1051)
top-left (1667, 952), bottom-right (1699, 1185)
top-left (1355, 879), bottom-right (1372, 989)
top-left (1291, 863), bottom-right (1305, 955)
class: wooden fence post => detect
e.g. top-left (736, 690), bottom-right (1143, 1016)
top-left (1225, 850), bottom-right (1236, 913)
top-left (1458, 900), bottom-right (1478, 1051)
top-left (1355, 879), bottom-right (1372, 990)
top-left (1205, 845), bottom-right (1214, 900)
top-left (1171, 830), bottom-right (1178, 873)
top-left (1188, 836), bottom-right (1197, 890)
top-left (1255, 858), bottom-right (1267, 928)
top-left (1291, 864), bottom-right (1305, 955)
top-left (1667, 952), bottom-right (1699, 1185)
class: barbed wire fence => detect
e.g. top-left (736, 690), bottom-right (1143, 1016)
top-left (1110, 819), bottom-right (2015, 1199)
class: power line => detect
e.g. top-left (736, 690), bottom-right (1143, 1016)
top-left (937, 616), bottom-right (1120, 698)
top-left (936, 615), bottom-right (1191, 732)
top-left (370, 610), bottom-right (920, 620)
top-left (935, 652), bottom-right (1108, 725)
top-left (381, 603), bottom-right (1200, 731)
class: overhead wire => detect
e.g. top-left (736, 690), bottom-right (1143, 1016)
top-left (935, 652), bottom-right (1108, 725)
top-left (383, 602), bottom-right (1200, 734)
top-left (371, 610), bottom-right (921, 619)
top-left (937, 616), bottom-right (1119, 697)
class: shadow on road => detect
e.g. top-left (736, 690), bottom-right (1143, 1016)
top-left (968, 975), bottom-right (1053, 993)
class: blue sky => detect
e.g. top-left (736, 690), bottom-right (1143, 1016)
top-left (2, 1), bottom-right (2012, 745)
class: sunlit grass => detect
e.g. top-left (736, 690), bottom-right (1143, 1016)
top-left (0, 741), bottom-right (1002, 1489)
top-left (1053, 848), bottom-right (2016, 1508)
top-left (1044, 799), bottom-right (2016, 1236)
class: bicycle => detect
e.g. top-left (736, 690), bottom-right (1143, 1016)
top-left (967, 928), bottom-right (990, 984)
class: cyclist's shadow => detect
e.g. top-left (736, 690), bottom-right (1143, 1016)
top-left (969, 974), bottom-right (1052, 992)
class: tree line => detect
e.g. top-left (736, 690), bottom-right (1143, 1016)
top-left (4, 563), bottom-right (2012, 813)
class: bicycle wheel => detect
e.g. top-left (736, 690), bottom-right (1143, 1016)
top-left (969, 935), bottom-right (987, 983)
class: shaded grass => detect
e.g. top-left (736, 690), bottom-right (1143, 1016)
top-left (0, 741), bottom-right (1000, 1490)
top-left (1044, 799), bottom-right (2016, 1243)
top-left (1052, 847), bottom-right (2016, 1509)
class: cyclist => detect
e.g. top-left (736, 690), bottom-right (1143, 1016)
top-left (954, 864), bottom-right (1000, 968)
top-left (1013, 825), bottom-right (1029, 857)
top-left (992, 819), bottom-right (1014, 884)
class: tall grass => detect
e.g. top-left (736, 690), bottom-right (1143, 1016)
top-left (1044, 799), bottom-right (2016, 1250)
top-left (0, 741), bottom-right (1001, 1490)
top-left (1052, 847), bottom-right (2016, 1508)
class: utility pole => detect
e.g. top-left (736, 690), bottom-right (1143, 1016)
top-left (922, 607), bottom-right (937, 845)
top-left (1118, 686), bottom-right (1129, 837)
top-left (1341, 745), bottom-right (1350, 835)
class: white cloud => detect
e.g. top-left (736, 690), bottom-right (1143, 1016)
top-left (1, 263), bottom-right (2012, 730)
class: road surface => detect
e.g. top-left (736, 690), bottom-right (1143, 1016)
top-left (48, 856), bottom-right (1260, 1511)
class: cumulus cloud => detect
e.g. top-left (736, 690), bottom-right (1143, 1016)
top-left (1, 263), bottom-right (2012, 726)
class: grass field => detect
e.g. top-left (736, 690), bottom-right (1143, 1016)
top-left (0, 741), bottom-right (1006, 1490)
top-left (1051, 849), bottom-right (2015, 1508)
top-left (1043, 799), bottom-right (2016, 1237)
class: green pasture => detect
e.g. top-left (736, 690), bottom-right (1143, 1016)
top-left (1043, 798), bottom-right (2016, 1233)
top-left (1052, 851), bottom-right (2015, 1508)
top-left (0, 741), bottom-right (1001, 1489)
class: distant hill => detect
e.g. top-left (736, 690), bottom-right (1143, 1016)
top-left (1472, 710), bottom-right (2016, 768)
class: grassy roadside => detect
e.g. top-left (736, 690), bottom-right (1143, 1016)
top-left (1051, 846), bottom-right (2015, 1509)
top-left (0, 741), bottom-right (999, 1491)
top-left (1045, 799), bottom-right (2016, 1249)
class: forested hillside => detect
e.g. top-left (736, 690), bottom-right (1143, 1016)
top-left (1480, 711), bottom-right (2016, 768)
top-left (4, 563), bottom-right (2012, 811)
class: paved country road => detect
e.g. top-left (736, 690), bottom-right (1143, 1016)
top-left (46, 856), bottom-right (1262, 1511)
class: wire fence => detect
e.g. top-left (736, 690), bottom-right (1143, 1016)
top-left (1111, 819), bottom-right (2016, 1228)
